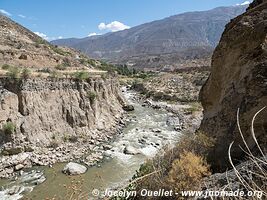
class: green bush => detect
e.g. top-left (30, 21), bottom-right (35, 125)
top-left (87, 91), bottom-right (97, 102)
top-left (6, 67), bottom-right (20, 79)
top-left (50, 45), bottom-right (71, 56)
top-left (3, 122), bottom-right (16, 135)
top-left (1, 64), bottom-right (11, 70)
top-left (35, 38), bottom-right (46, 45)
top-left (73, 71), bottom-right (89, 80)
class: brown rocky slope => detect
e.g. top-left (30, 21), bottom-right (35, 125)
top-left (0, 14), bottom-right (103, 71)
top-left (200, 0), bottom-right (267, 171)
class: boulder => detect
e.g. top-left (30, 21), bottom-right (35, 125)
top-left (15, 164), bottom-right (24, 171)
top-left (123, 145), bottom-right (141, 155)
top-left (62, 162), bottom-right (87, 175)
top-left (123, 105), bottom-right (135, 112)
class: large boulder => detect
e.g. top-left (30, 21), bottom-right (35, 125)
top-left (199, 0), bottom-right (267, 171)
top-left (123, 105), bottom-right (135, 112)
top-left (123, 145), bottom-right (141, 155)
top-left (62, 162), bottom-right (87, 175)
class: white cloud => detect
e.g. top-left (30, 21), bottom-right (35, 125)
top-left (98, 21), bottom-right (130, 32)
top-left (34, 32), bottom-right (49, 40)
top-left (18, 14), bottom-right (26, 18)
top-left (88, 32), bottom-right (101, 37)
top-left (236, 1), bottom-right (251, 6)
top-left (34, 32), bottom-right (63, 41)
top-left (0, 9), bottom-right (12, 16)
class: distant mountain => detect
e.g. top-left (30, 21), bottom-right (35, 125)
top-left (52, 5), bottom-right (247, 71)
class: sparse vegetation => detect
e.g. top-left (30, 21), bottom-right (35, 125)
top-left (35, 38), bottom-right (47, 45)
top-left (79, 58), bottom-right (97, 67)
top-left (167, 151), bottom-right (211, 192)
top-left (73, 71), bottom-right (89, 80)
top-left (185, 102), bottom-right (203, 114)
top-left (55, 64), bottom-right (67, 71)
top-left (1, 64), bottom-right (12, 70)
top-left (2, 122), bottom-right (16, 135)
top-left (49, 70), bottom-right (60, 78)
top-left (87, 91), bottom-right (97, 101)
top-left (50, 45), bottom-right (71, 56)
top-left (6, 66), bottom-right (21, 79)
top-left (119, 131), bottom-right (215, 199)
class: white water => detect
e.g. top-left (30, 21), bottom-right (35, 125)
top-left (0, 90), bottom-right (181, 199)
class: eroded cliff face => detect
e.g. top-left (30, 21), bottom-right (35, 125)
top-left (0, 77), bottom-right (126, 146)
top-left (200, 0), bottom-right (267, 170)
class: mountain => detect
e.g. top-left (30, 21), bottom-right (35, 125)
top-left (52, 5), bottom-right (247, 71)
top-left (0, 13), bottom-right (102, 71)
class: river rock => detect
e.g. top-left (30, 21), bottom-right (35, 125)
top-left (7, 185), bottom-right (24, 195)
top-left (62, 162), bottom-right (87, 175)
top-left (123, 146), bottom-right (141, 155)
top-left (15, 164), bottom-right (24, 171)
top-left (152, 128), bottom-right (161, 133)
top-left (123, 105), bottom-right (135, 111)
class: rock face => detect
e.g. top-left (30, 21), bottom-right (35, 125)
top-left (62, 162), bottom-right (87, 175)
top-left (200, 0), bottom-right (267, 171)
top-left (0, 77), bottom-right (126, 146)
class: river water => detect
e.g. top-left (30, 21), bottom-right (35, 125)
top-left (0, 90), bottom-right (180, 200)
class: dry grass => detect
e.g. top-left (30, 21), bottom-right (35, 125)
top-left (167, 151), bottom-right (211, 192)
top-left (226, 107), bottom-right (267, 199)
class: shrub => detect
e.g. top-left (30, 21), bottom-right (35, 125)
top-left (50, 45), bottom-right (71, 56)
top-left (6, 67), bottom-right (20, 79)
top-left (1, 64), bottom-right (11, 70)
top-left (126, 131), bottom-right (215, 199)
top-left (21, 68), bottom-right (31, 79)
top-left (167, 151), bottom-right (211, 191)
top-left (35, 38), bottom-right (46, 45)
top-left (55, 64), bottom-right (66, 71)
top-left (73, 71), bottom-right (89, 80)
top-left (3, 122), bottom-right (16, 135)
top-left (87, 91), bottom-right (97, 102)
top-left (49, 70), bottom-right (60, 78)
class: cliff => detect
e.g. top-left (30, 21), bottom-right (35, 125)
top-left (0, 77), bottom-right (126, 147)
top-left (200, 0), bottom-right (267, 170)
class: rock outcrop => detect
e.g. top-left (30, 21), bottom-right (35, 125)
top-left (0, 77), bottom-right (126, 147)
top-left (62, 162), bottom-right (87, 175)
top-left (200, 0), bottom-right (267, 171)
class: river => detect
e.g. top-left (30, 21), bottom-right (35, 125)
top-left (0, 90), bottom-right (181, 199)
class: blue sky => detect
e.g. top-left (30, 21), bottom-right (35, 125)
top-left (0, 0), bottom-right (251, 40)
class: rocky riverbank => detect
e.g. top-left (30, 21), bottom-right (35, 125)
top-left (0, 119), bottom-right (125, 178)
top-left (0, 77), bottom-right (130, 178)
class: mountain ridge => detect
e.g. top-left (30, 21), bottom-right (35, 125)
top-left (52, 5), bottom-right (247, 71)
